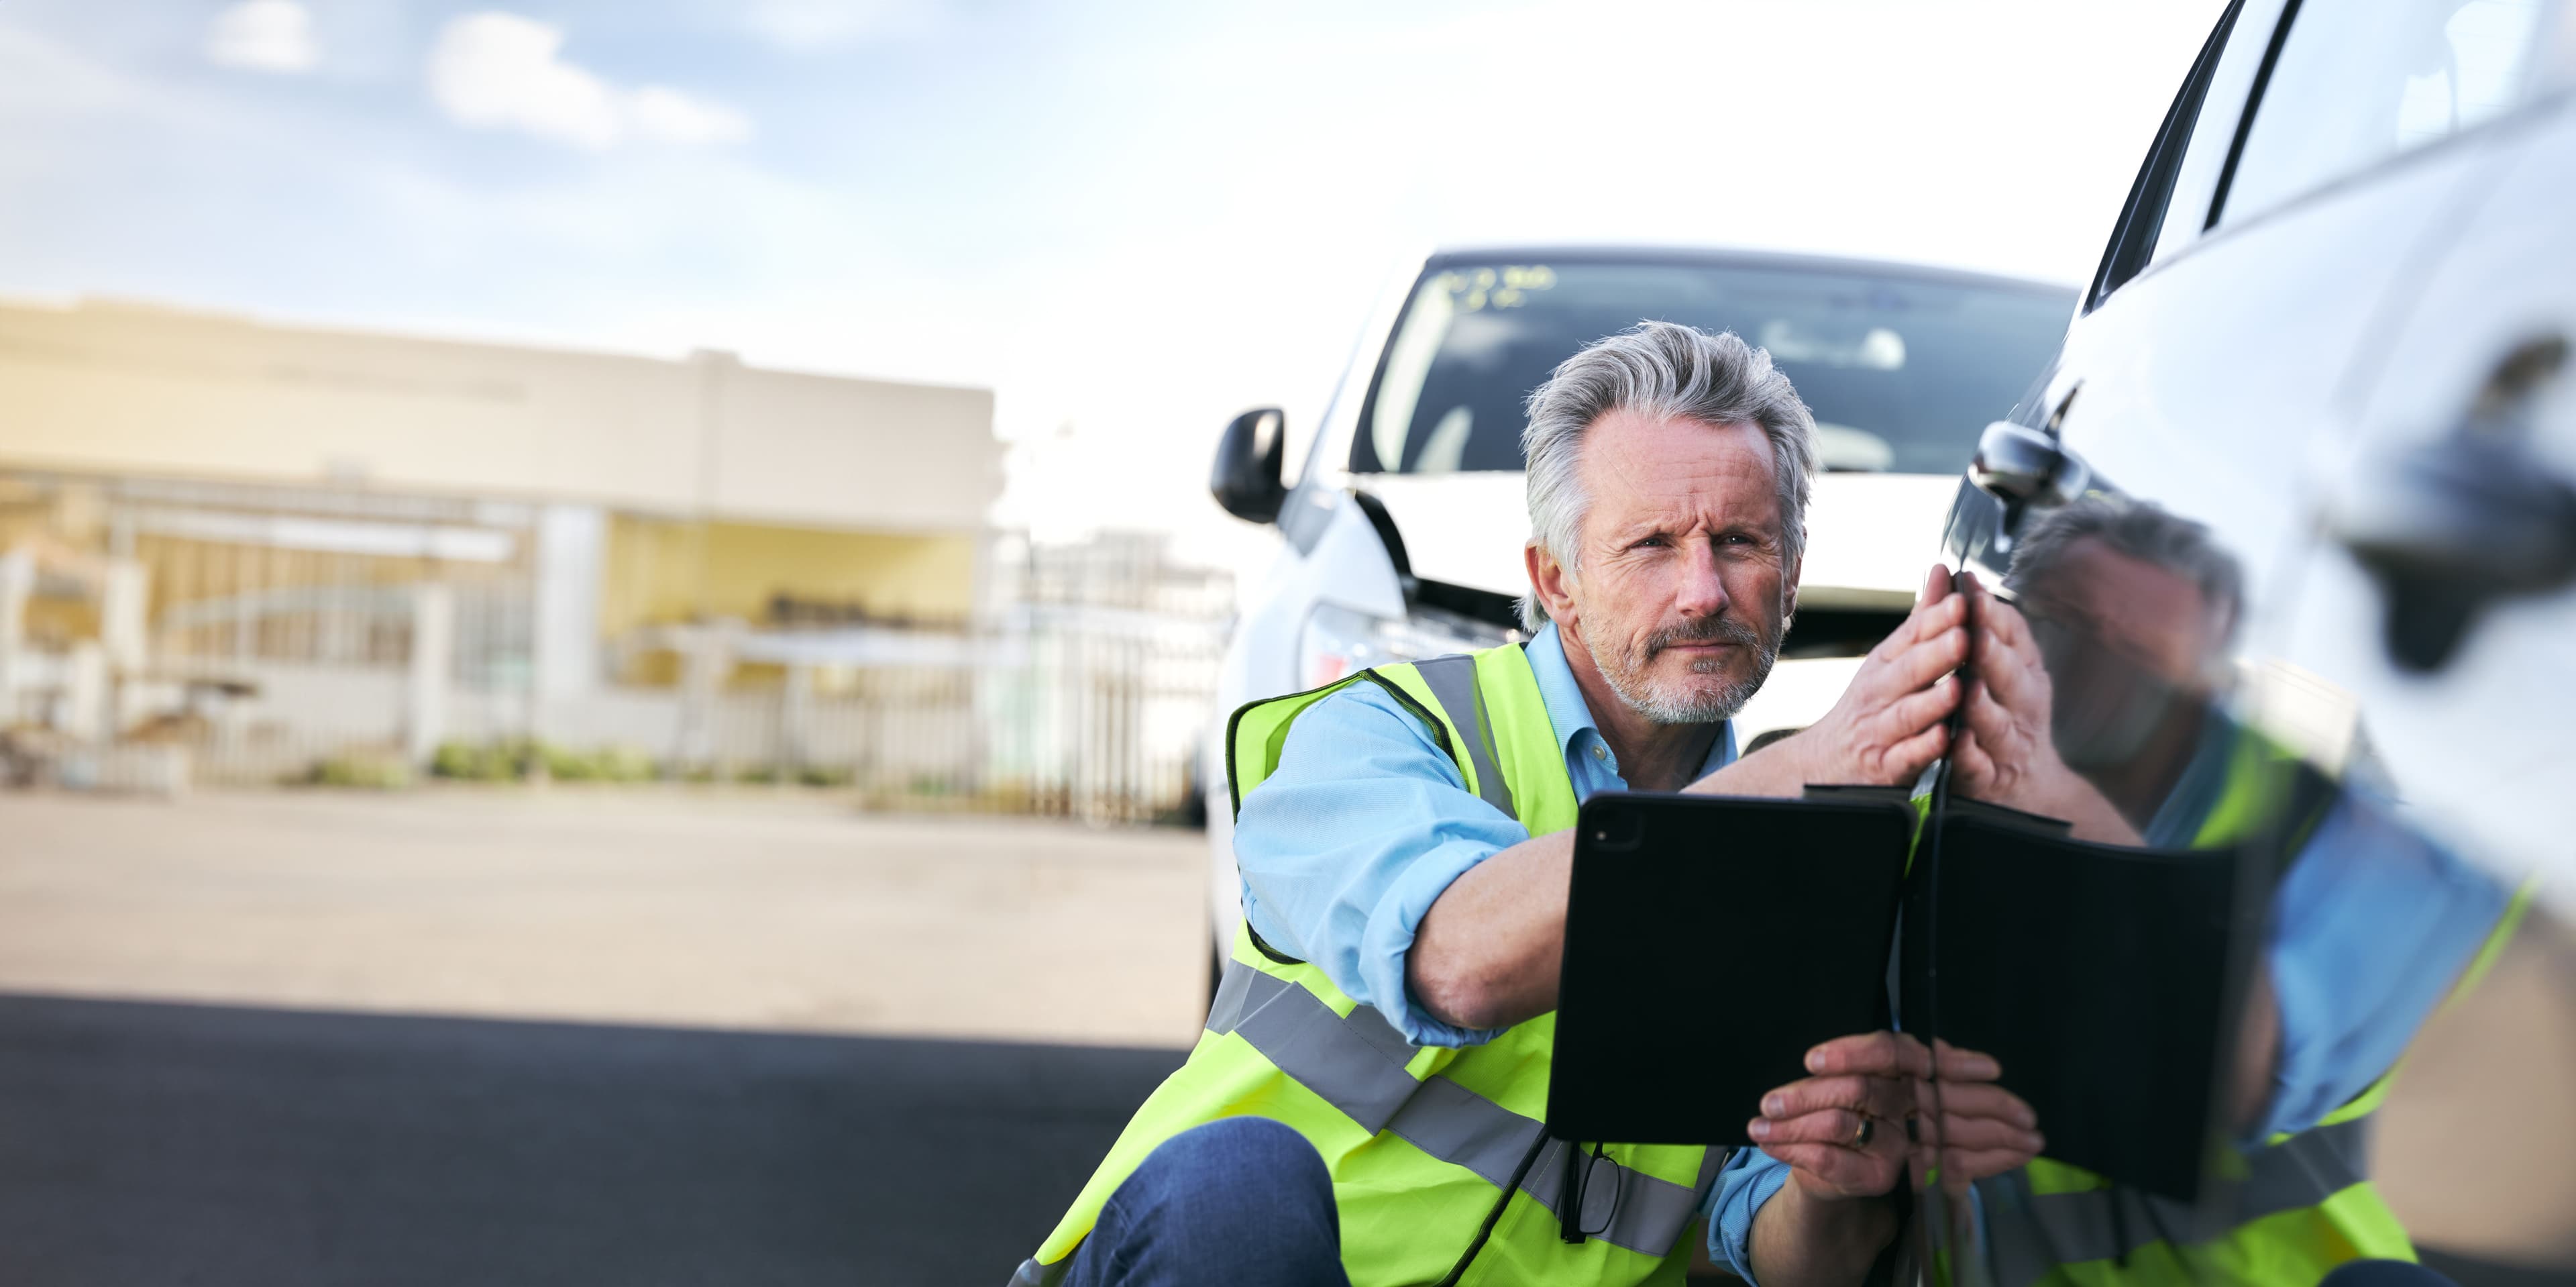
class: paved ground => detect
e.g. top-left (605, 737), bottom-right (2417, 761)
top-left (0, 788), bottom-right (2570, 1284)
top-left (0, 788), bottom-right (1212, 1047)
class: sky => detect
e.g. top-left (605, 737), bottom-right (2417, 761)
top-left (0, 0), bottom-right (2226, 576)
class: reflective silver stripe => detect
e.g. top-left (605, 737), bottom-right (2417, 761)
top-left (1216, 966), bottom-right (1420, 1134)
top-left (1988, 1115), bottom-right (2376, 1287)
top-left (1008, 1255), bottom-right (1064, 1286)
top-left (1205, 960), bottom-right (1703, 1257)
top-left (1519, 1135), bottom-right (1713, 1255)
top-left (1384, 1066), bottom-right (1540, 1188)
top-left (1414, 654), bottom-right (1516, 819)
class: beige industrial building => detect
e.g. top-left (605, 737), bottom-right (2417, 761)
top-left (0, 296), bottom-right (1010, 786)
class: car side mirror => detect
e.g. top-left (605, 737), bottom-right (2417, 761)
top-left (1970, 421), bottom-right (2093, 510)
top-left (1212, 407), bottom-right (1288, 524)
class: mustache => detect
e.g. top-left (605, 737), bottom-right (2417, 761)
top-left (1640, 614), bottom-right (1768, 656)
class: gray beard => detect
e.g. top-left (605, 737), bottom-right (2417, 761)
top-left (1589, 613), bottom-right (1782, 726)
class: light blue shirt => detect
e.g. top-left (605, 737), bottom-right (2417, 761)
top-left (1232, 622), bottom-right (1784, 1276)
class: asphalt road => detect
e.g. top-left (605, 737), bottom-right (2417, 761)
top-left (0, 992), bottom-right (1187, 1286)
top-left (5, 992), bottom-right (2573, 1287)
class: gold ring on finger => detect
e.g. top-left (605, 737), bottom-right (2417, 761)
top-left (1852, 1115), bottom-right (1874, 1148)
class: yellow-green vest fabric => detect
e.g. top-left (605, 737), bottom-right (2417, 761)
top-left (1015, 645), bottom-right (1718, 1287)
top-left (1976, 733), bottom-right (2534, 1287)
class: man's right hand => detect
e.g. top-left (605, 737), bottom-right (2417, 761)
top-left (1729, 564), bottom-right (1969, 792)
top-left (1741, 1032), bottom-right (2041, 1287)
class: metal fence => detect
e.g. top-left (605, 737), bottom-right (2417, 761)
top-left (0, 471), bottom-right (1230, 821)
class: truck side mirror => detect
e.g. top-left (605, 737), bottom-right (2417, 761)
top-left (1212, 407), bottom-right (1288, 523)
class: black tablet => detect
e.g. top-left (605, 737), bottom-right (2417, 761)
top-left (1548, 792), bottom-right (1915, 1145)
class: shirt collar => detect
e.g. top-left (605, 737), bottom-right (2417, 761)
top-left (1525, 622), bottom-right (1735, 780)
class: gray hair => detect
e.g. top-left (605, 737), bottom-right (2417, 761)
top-left (1517, 321), bottom-right (1818, 631)
top-left (2004, 495), bottom-right (2244, 639)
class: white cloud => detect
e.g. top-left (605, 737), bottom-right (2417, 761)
top-left (425, 11), bottom-right (750, 150)
top-left (206, 1), bottom-right (320, 74)
top-left (626, 85), bottom-right (751, 146)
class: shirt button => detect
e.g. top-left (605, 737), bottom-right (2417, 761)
top-left (1591, 745), bottom-right (1607, 761)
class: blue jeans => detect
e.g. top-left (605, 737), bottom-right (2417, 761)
top-left (1063, 1117), bottom-right (1350, 1287)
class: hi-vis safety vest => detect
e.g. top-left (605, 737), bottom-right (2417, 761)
top-left (1975, 734), bottom-right (2535, 1287)
top-left (1015, 644), bottom-right (1720, 1287)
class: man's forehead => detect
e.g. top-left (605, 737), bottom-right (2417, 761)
top-left (1579, 411), bottom-right (1780, 521)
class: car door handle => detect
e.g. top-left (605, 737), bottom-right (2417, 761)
top-left (2329, 336), bottom-right (2576, 672)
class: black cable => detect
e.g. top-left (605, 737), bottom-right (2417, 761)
top-left (1906, 564), bottom-right (1969, 1276)
top-left (1559, 1136), bottom-right (1586, 1243)
top-left (1431, 1131), bottom-right (1551, 1287)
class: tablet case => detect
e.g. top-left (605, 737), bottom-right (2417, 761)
top-left (1548, 792), bottom-right (1913, 1146)
top-left (1546, 790), bottom-right (2251, 1202)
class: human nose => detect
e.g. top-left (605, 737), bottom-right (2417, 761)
top-left (1674, 539), bottom-right (1729, 619)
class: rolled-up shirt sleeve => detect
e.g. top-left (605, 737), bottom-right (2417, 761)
top-left (1232, 682), bottom-right (1531, 1048)
top-left (1705, 1147), bottom-right (1791, 1285)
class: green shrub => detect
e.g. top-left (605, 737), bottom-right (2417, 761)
top-left (797, 764), bottom-right (855, 788)
top-left (308, 752), bottom-right (413, 790)
top-left (429, 739), bottom-right (661, 784)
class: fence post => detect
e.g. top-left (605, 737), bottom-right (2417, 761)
top-left (533, 505), bottom-right (605, 731)
top-left (0, 549), bottom-right (31, 725)
top-left (100, 558), bottom-right (150, 674)
top-left (779, 661), bottom-right (812, 778)
top-left (63, 642), bottom-right (108, 743)
top-left (407, 583), bottom-right (454, 766)
top-left (673, 623), bottom-right (735, 772)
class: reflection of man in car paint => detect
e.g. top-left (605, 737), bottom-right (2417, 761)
top-left (1947, 495), bottom-right (2521, 1282)
top-left (1986, 496), bottom-right (2243, 841)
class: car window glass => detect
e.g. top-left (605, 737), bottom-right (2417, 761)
top-left (2220, 0), bottom-right (2561, 228)
top-left (2146, 0), bottom-right (2279, 269)
top-left (1353, 260), bottom-right (2072, 478)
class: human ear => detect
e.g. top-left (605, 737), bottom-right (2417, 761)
top-left (1526, 542), bottom-right (1580, 627)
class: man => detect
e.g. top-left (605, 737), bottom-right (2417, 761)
top-left (1016, 322), bottom-right (2040, 1287)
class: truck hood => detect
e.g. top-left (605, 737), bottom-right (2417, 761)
top-left (1360, 471), bottom-right (1959, 610)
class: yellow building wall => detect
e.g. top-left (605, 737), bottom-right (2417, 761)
top-left (0, 298), bottom-right (1000, 531)
top-left (600, 515), bottom-right (979, 637)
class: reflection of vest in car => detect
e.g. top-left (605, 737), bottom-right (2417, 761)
top-left (1013, 644), bottom-right (1719, 1287)
top-left (1977, 733), bottom-right (2531, 1287)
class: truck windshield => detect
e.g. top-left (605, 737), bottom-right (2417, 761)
top-left (1351, 258), bottom-right (2074, 476)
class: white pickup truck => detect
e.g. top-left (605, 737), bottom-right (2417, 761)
top-left (1201, 246), bottom-right (2077, 974)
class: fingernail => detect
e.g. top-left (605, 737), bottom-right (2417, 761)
top-left (1805, 1049), bottom-right (1825, 1073)
top-left (1762, 1094), bottom-right (1786, 1117)
top-left (1961, 1055), bottom-right (1998, 1080)
top-left (2027, 1133), bottom-right (2046, 1153)
top-left (1749, 1119), bottom-right (1772, 1140)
